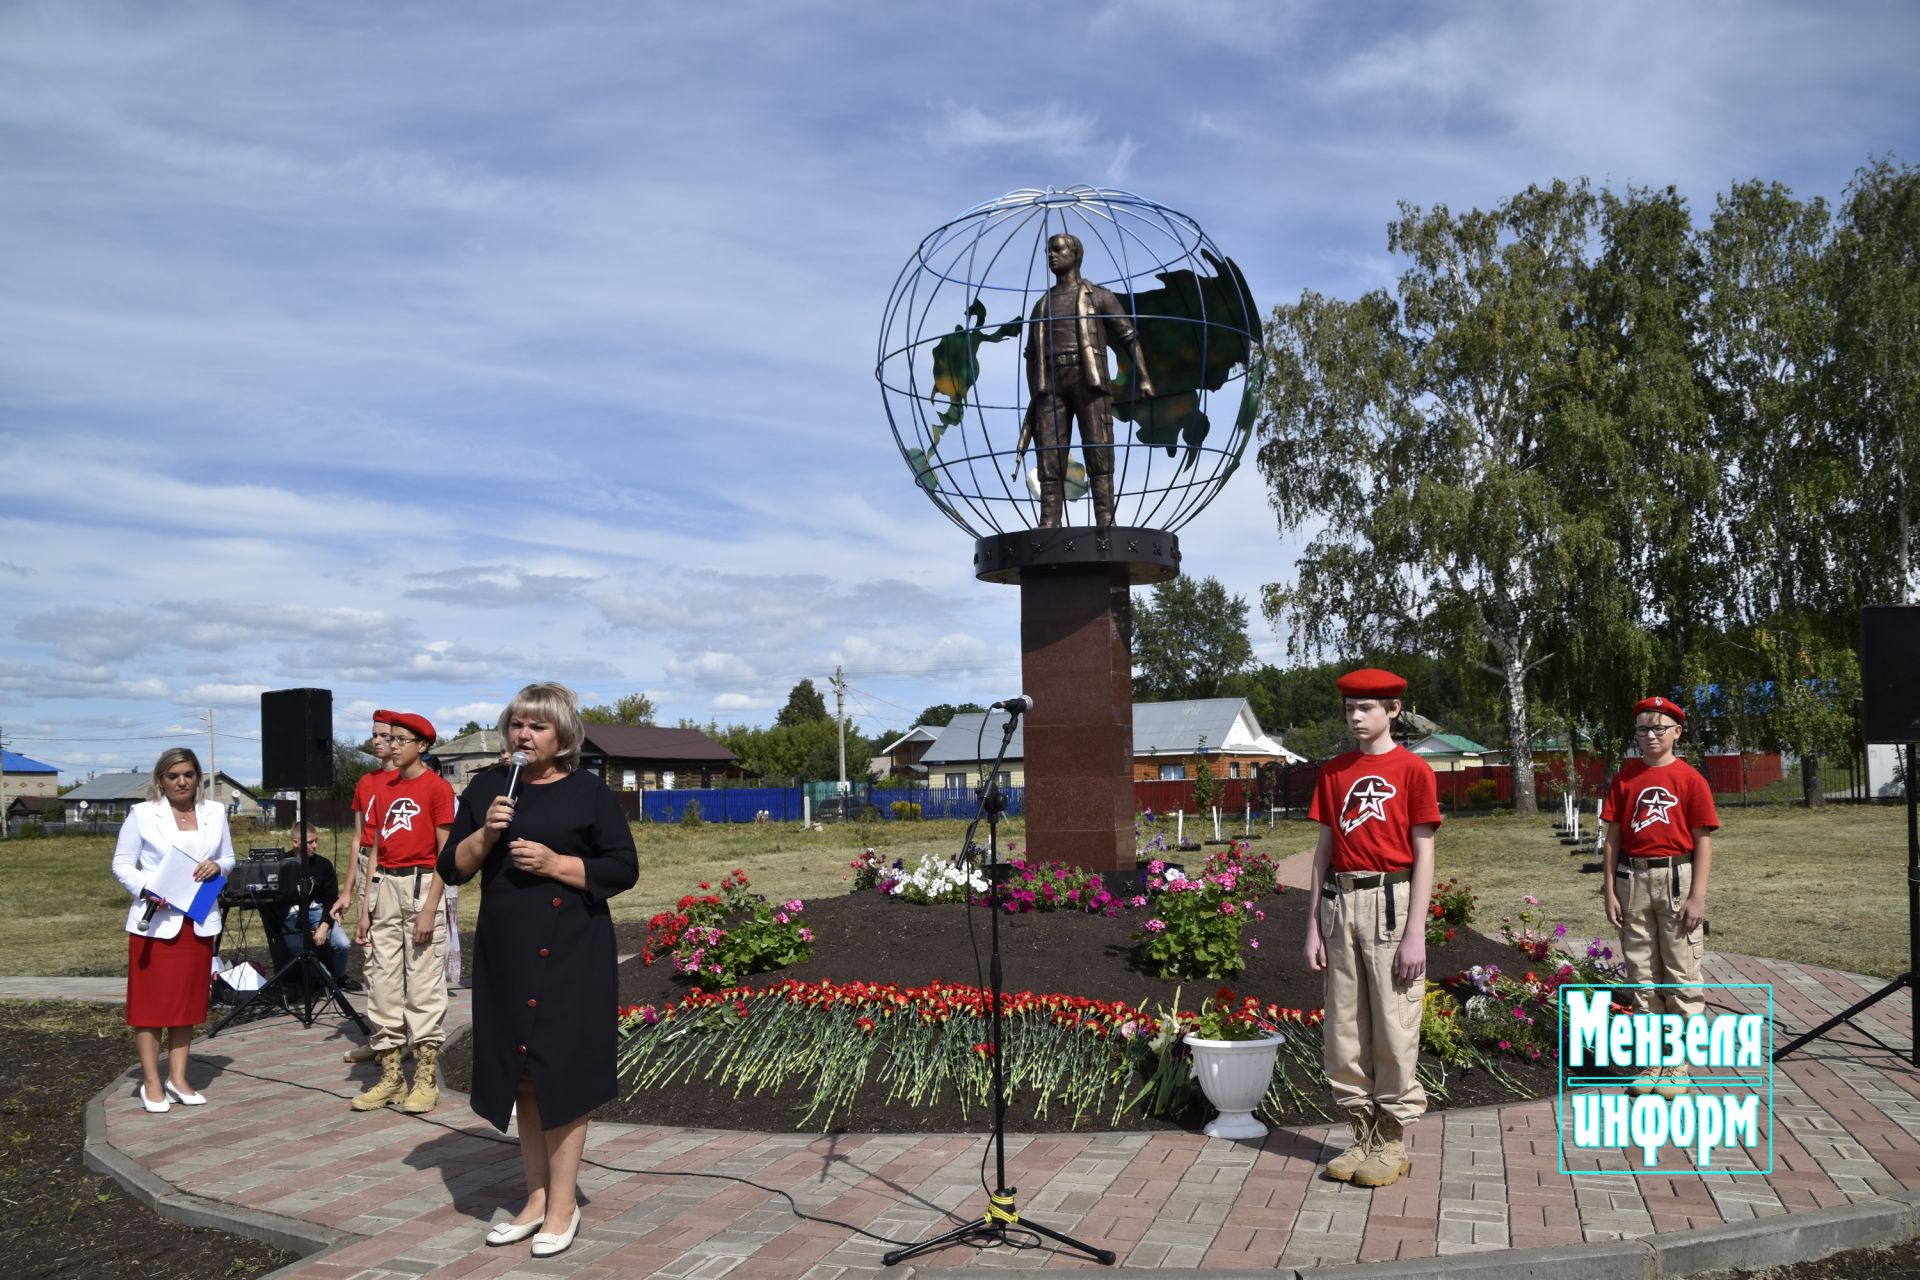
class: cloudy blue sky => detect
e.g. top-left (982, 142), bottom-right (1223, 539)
top-left (3, 0), bottom-right (1915, 783)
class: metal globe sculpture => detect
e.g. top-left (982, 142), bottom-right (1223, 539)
top-left (877, 187), bottom-right (1262, 551)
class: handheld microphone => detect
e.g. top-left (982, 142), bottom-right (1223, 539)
top-left (504, 751), bottom-right (530, 803)
top-left (991, 694), bottom-right (1035, 717)
top-left (139, 893), bottom-right (161, 928)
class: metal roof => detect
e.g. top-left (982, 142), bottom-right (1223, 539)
top-left (580, 725), bottom-right (737, 762)
top-left (1410, 732), bottom-right (1492, 756)
top-left (920, 698), bottom-right (1302, 765)
top-left (0, 749), bottom-right (57, 774)
top-left (60, 771), bottom-right (150, 801)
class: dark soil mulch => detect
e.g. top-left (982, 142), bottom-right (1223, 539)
top-left (0, 1001), bottom-right (298, 1280)
top-left (442, 889), bottom-right (1565, 1134)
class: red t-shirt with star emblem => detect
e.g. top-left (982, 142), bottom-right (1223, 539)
top-left (353, 767), bottom-right (392, 849)
top-left (1601, 758), bottom-right (1718, 859)
top-left (368, 769), bottom-right (456, 869)
top-left (1309, 746), bottom-right (1442, 873)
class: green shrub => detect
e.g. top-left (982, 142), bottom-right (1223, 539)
top-left (1426, 877), bottom-right (1477, 945)
top-left (1464, 779), bottom-right (1497, 808)
top-left (680, 798), bottom-right (704, 826)
top-left (890, 800), bottom-right (921, 820)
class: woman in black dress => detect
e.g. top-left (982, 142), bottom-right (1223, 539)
top-left (438, 682), bottom-right (637, 1259)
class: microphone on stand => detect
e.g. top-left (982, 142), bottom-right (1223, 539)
top-left (992, 694), bottom-right (1035, 718)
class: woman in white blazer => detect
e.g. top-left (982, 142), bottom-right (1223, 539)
top-left (111, 747), bottom-right (235, 1112)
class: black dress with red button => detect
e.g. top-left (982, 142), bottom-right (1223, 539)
top-left (438, 766), bottom-right (638, 1131)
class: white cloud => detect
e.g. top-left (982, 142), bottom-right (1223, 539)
top-left (711, 691), bottom-right (776, 712)
top-left (172, 683), bottom-right (268, 709)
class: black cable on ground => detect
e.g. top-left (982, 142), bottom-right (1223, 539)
top-left (182, 1053), bottom-right (967, 1250)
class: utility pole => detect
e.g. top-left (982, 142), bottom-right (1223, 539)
top-left (0, 723), bottom-right (9, 841)
top-left (831, 665), bottom-right (848, 793)
top-left (199, 708), bottom-right (216, 802)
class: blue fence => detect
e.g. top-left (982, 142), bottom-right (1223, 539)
top-left (632, 786), bottom-right (1025, 823)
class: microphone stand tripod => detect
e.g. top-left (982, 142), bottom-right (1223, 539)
top-left (210, 787), bottom-right (369, 1037)
top-left (883, 711), bottom-right (1115, 1268)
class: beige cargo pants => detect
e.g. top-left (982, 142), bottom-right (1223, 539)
top-left (366, 867), bottom-right (448, 1053)
top-left (1319, 876), bottom-right (1427, 1125)
top-left (1616, 858), bottom-right (1705, 1021)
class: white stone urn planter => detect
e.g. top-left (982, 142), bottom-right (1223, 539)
top-left (1184, 1031), bottom-right (1285, 1139)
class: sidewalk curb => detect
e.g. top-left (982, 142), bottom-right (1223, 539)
top-left (911, 1194), bottom-right (1917, 1279)
top-left (83, 1074), bottom-right (357, 1264)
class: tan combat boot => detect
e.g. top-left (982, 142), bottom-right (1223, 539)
top-left (350, 1047), bottom-right (408, 1111)
top-left (1350, 1113), bottom-right (1411, 1188)
top-left (401, 1044), bottom-right (440, 1114)
top-left (1656, 1065), bottom-right (1691, 1100)
top-left (1325, 1109), bottom-right (1376, 1183)
top-left (1628, 1063), bottom-right (1666, 1097)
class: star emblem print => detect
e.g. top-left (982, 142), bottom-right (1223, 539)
top-left (1631, 786), bottom-right (1680, 833)
top-left (1339, 776), bottom-right (1398, 834)
top-left (381, 797), bottom-right (421, 840)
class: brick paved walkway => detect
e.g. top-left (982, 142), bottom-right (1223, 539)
top-left (56, 948), bottom-right (1919, 1278)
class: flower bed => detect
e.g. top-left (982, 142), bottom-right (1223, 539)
top-left (641, 869), bottom-right (812, 986)
top-left (1128, 845), bottom-right (1284, 980)
top-left (618, 975), bottom-right (1350, 1130)
top-left (590, 877), bottom-right (1578, 1134)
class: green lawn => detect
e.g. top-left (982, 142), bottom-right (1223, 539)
top-left (1, 803), bottom-right (1909, 980)
top-left (0, 817), bottom-right (1013, 976)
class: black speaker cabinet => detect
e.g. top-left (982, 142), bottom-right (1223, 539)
top-left (1861, 606), bottom-right (1920, 744)
top-left (260, 688), bottom-right (335, 791)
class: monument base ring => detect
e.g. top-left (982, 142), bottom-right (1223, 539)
top-left (972, 525), bottom-right (1180, 586)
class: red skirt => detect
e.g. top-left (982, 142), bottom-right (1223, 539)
top-left (126, 929), bottom-right (216, 1028)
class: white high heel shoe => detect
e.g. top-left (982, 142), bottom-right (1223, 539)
top-left (164, 1080), bottom-right (207, 1106)
top-left (139, 1085), bottom-right (171, 1113)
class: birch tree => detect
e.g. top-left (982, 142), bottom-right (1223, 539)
top-left (1256, 180), bottom-right (1608, 813)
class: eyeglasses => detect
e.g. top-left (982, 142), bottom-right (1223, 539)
top-left (1634, 725), bottom-right (1678, 737)
top-left (387, 735), bottom-right (421, 746)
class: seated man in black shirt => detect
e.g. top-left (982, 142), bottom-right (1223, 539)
top-left (280, 823), bottom-right (356, 990)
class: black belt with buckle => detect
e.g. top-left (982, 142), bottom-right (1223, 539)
top-left (1615, 855), bottom-right (1683, 896)
top-left (1322, 869), bottom-right (1413, 931)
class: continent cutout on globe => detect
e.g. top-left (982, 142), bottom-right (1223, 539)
top-left (1113, 251), bottom-right (1263, 471)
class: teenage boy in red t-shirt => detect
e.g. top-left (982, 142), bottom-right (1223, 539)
top-left (351, 712), bottom-right (455, 1115)
top-left (1602, 694), bottom-right (1718, 1100)
top-left (338, 711), bottom-right (397, 1064)
top-left (1303, 668), bottom-right (1440, 1188)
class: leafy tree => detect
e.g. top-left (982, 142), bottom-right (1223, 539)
top-left (1129, 575), bottom-right (1255, 702)
top-left (1831, 157), bottom-right (1920, 604)
top-left (455, 719), bottom-right (485, 737)
top-left (1283, 719), bottom-right (1354, 762)
top-left (1189, 736), bottom-right (1217, 816)
top-left (1536, 185), bottom-right (1718, 744)
top-left (720, 718), bottom-right (875, 786)
top-left (1697, 179), bottom-right (1851, 803)
top-left (914, 702), bottom-right (987, 728)
top-left (581, 693), bottom-right (658, 726)
top-left (775, 679), bottom-right (830, 727)
top-left (326, 740), bottom-right (378, 803)
top-left (1257, 180), bottom-right (1612, 813)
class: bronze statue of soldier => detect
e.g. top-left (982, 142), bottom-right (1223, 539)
top-left (1019, 233), bottom-right (1155, 528)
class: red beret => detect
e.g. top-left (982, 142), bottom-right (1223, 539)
top-left (387, 711), bottom-right (436, 745)
top-left (372, 709), bottom-right (398, 724)
top-left (1336, 667), bottom-right (1408, 699)
top-left (1631, 695), bottom-right (1686, 725)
